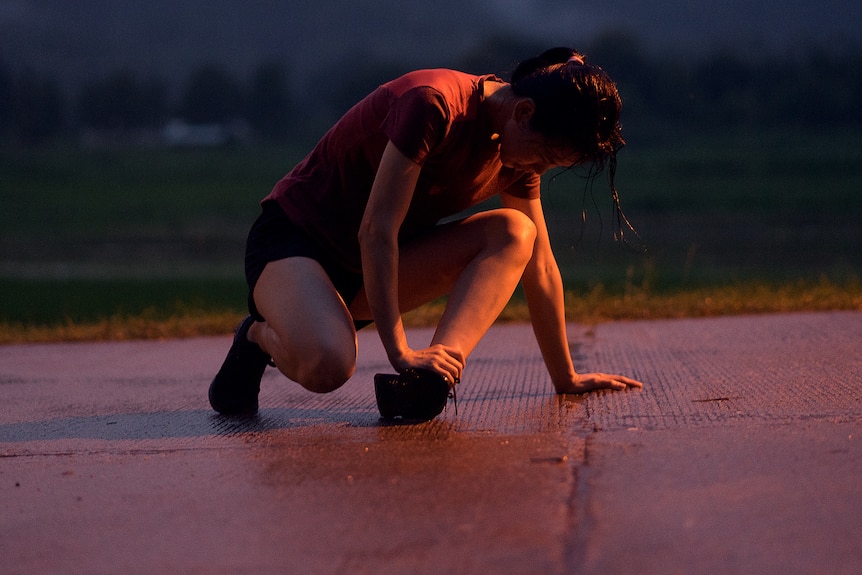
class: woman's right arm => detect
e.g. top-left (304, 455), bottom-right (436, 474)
top-left (358, 141), bottom-right (464, 381)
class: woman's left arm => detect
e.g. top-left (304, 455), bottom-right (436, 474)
top-left (500, 192), bottom-right (643, 394)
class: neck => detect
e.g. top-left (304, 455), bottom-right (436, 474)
top-left (482, 83), bottom-right (517, 135)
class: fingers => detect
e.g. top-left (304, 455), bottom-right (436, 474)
top-left (575, 372), bottom-right (644, 393)
top-left (603, 374), bottom-right (643, 391)
top-left (612, 374), bottom-right (644, 388)
top-left (430, 344), bottom-right (464, 383)
top-left (398, 344), bottom-right (465, 384)
top-left (435, 344), bottom-right (464, 380)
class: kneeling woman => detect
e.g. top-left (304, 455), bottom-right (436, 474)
top-left (210, 47), bottom-right (643, 419)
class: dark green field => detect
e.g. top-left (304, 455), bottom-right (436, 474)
top-left (549, 126), bottom-right (862, 289)
top-left (1, 126), bottom-right (860, 338)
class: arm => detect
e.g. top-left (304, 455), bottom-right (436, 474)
top-left (500, 191), bottom-right (643, 393)
top-left (359, 141), bottom-right (464, 379)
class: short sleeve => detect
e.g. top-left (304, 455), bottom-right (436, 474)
top-left (381, 86), bottom-right (449, 165)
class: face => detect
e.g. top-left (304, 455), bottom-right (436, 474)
top-left (497, 100), bottom-right (582, 174)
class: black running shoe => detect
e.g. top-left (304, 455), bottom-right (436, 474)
top-left (208, 316), bottom-right (271, 414)
top-left (374, 368), bottom-right (455, 422)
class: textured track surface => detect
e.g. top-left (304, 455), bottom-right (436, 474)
top-left (1, 312), bottom-right (860, 574)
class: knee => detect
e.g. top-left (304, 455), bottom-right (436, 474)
top-left (272, 339), bottom-right (357, 394)
top-left (488, 209), bottom-right (537, 262)
top-left (302, 358), bottom-right (356, 393)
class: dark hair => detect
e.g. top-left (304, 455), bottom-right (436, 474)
top-left (512, 47), bottom-right (638, 244)
top-left (511, 47), bottom-right (624, 166)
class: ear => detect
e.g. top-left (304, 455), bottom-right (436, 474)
top-left (513, 98), bottom-right (536, 129)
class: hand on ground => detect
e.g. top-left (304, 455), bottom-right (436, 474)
top-left (558, 372), bottom-right (643, 394)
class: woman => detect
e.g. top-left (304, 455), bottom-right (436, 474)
top-left (209, 47), bottom-right (643, 419)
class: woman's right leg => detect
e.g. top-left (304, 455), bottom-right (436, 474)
top-left (248, 256), bottom-right (359, 393)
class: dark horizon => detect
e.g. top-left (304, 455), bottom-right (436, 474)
top-left (4, 0), bottom-right (860, 94)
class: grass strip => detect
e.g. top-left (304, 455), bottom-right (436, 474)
top-left (2, 279), bottom-right (858, 344)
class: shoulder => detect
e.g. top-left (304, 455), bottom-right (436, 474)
top-left (379, 70), bottom-right (497, 163)
top-left (383, 69), bottom-right (491, 117)
top-left (383, 69), bottom-right (479, 95)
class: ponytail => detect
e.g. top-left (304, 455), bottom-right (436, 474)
top-left (511, 47), bottom-right (586, 87)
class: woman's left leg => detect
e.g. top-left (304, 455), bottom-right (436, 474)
top-left (349, 207), bottom-right (537, 361)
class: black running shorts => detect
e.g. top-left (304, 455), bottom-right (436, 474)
top-left (244, 201), bottom-right (369, 329)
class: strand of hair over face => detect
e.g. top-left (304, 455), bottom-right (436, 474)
top-left (607, 153), bottom-right (643, 250)
top-left (553, 153), bottom-right (643, 252)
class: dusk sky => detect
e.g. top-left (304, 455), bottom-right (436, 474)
top-left (3, 0), bottom-right (861, 92)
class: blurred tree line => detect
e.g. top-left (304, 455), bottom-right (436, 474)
top-left (0, 58), bottom-right (293, 147)
top-left (1, 32), bottom-right (860, 147)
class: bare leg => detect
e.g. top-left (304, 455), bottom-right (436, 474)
top-left (349, 208), bottom-right (536, 361)
top-left (248, 208), bottom-right (534, 390)
top-left (249, 257), bottom-right (358, 393)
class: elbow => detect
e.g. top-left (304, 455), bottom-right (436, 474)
top-left (358, 217), bottom-right (396, 254)
top-left (527, 254), bottom-right (561, 281)
top-left (357, 216), bottom-right (378, 248)
top-left (524, 259), bottom-right (562, 293)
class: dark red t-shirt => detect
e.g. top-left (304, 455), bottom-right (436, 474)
top-left (265, 69), bottom-right (541, 272)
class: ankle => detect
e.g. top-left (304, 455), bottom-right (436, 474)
top-left (245, 321), bottom-right (263, 349)
top-left (246, 321), bottom-right (275, 363)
